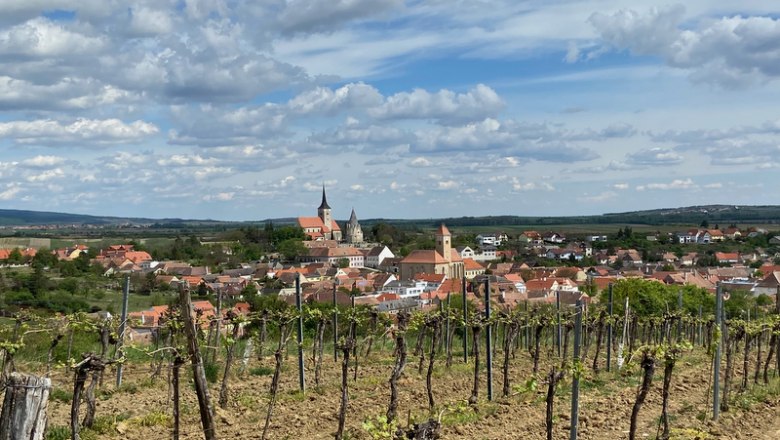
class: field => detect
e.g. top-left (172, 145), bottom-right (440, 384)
top-left (10, 335), bottom-right (780, 440)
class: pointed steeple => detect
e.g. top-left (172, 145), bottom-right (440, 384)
top-left (348, 207), bottom-right (358, 225)
top-left (318, 184), bottom-right (331, 210)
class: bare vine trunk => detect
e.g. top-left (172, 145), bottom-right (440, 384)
top-left (386, 312), bottom-right (409, 424)
top-left (629, 351), bottom-right (655, 440)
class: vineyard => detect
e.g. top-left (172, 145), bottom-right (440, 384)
top-left (3, 279), bottom-right (780, 439)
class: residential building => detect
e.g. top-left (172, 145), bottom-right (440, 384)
top-left (365, 245), bottom-right (394, 268)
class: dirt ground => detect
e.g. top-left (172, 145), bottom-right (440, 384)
top-left (36, 345), bottom-right (780, 440)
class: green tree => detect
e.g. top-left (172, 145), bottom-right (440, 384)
top-left (337, 258), bottom-right (350, 268)
top-left (6, 248), bottom-right (23, 264)
top-left (277, 239), bottom-right (306, 261)
top-left (59, 278), bottom-right (80, 296)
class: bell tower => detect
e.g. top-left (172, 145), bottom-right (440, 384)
top-left (317, 185), bottom-right (332, 236)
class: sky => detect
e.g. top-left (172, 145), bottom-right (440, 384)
top-left (1, 1), bottom-right (780, 222)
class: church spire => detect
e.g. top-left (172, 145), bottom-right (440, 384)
top-left (318, 184), bottom-right (331, 210)
top-left (348, 207), bottom-right (358, 225)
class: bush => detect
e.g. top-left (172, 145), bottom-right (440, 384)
top-left (50, 388), bottom-right (73, 403)
top-left (45, 426), bottom-right (70, 440)
top-left (250, 366), bottom-right (274, 376)
top-left (204, 361), bottom-right (220, 383)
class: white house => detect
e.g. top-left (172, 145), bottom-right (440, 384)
top-left (365, 245), bottom-right (394, 268)
top-left (457, 246), bottom-right (476, 259)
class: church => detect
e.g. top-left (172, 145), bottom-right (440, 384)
top-left (399, 224), bottom-right (464, 280)
top-left (297, 186), bottom-right (363, 243)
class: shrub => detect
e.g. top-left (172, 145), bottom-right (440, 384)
top-left (250, 366), bottom-right (274, 376)
top-left (204, 361), bottom-right (220, 383)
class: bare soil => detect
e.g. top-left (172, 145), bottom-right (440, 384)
top-left (35, 345), bottom-right (780, 440)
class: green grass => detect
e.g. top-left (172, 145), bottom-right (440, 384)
top-left (250, 366), bottom-right (275, 376)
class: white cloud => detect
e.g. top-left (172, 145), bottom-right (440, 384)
top-left (26, 168), bottom-right (65, 182)
top-left (0, 184), bottom-right (21, 200)
top-left (409, 157), bottom-right (432, 167)
top-left (436, 180), bottom-right (458, 190)
top-left (636, 178), bottom-right (695, 191)
top-left (21, 155), bottom-right (66, 168)
top-left (0, 118), bottom-right (158, 146)
top-left (287, 82), bottom-right (383, 115)
top-left (613, 183), bottom-right (629, 190)
top-left (203, 192), bottom-right (235, 201)
top-left (0, 17), bottom-right (106, 57)
top-left (704, 182), bottom-right (723, 189)
top-left (590, 6), bottom-right (780, 87)
top-left (371, 84), bottom-right (505, 123)
top-left (626, 147), bottom-right (684, 165)
top-left (128, 6), bottom-right (174, 36)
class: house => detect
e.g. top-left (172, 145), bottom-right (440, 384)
top-left (472, 246), bottom-right (498, 262)
top-left (680, 253), bottom-right (698, 267)
top-left (769, 236), bottom-right (780, 246)
top-left (708, 229), bottom-right (725, 242)
top-left (399, 224), bottom-right (464, 280)
top-left (0, 247), bottom-right (37, 261)
top-left (753, 272), bottom-right (780, 296)
top-left (413, 273), bottom-right (447, 291)
top-left (503, 273), bottom-right (527, 293)
top-left (365, 245), bottom-right (394, 268)
top-left (476, 234), bottom-right (497, 247)
top-left (543, 232), bottom-right (566, 244)
top-left (463, 258), bottom-right (486, 280)
top-left (300, 246), bottom-right (365, 268)
top-left (457, 246), bottom-right (476, 259)
top-left (715, 252), bottom-right (740, 265)
top-left (380, 280), bottom-right (427, 298)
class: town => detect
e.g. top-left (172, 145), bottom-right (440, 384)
top-left (1, 190), bottom-right (778, 337)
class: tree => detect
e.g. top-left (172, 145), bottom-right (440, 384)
top-left (6, 248), bottom-right (23, 264)
top-left (277, 239), bottom-right (306, 261)
top-left (337, 258), bottom-right (350, 268)
top-left (700, 219), bottom-right (709, 228)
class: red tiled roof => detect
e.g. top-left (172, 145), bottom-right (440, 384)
top-left (413, 273), bottom-right (446, 283)
top-left (463, 258), bottom-right (484, 270)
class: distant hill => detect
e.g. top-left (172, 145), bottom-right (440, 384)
top-left (0, 209), bottom-right (197, 226)
top-left (361, 205), bottom-right (780, 228)
top-left (0, 205), bottom-right (778, 228)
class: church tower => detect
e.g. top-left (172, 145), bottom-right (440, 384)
top-left (435, 223), bottom-right (452, 262)
top-left (317, 185), bottom-right (332, 235)
top-left (345, 208), bottom-right (364, 244)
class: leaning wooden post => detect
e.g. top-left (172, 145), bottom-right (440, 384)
top-left (462, 276), bottom-right (468, 363)
top-left (677, 289), bottom-right (683, 343)
top-left (556, 290), bottom-right (562, 358)
top-left (179, 286), bottom-right (217, 440)
top-left (115, 275), bottom-right (130, 387)
top-left (606, 283), bottom-right (613, 372)
top-left (295, 273), bottom-right (306, 394)
top-left (0, 373), bottom-right (51, 440)
top-left (333, 283), bottom-right (339, 361)
top-left (713, 283), bottom-right (722, 422)
top-left (485, 278), bottom-right (493, 401)
top-left (570, 299), bottom-right (583, 440)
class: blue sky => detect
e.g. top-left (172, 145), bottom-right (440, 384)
top-left (1, 0), bottom-right (780, 221)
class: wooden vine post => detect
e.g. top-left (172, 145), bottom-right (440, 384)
top-left (0, 373), bottom-right (51, 440)
top-left (179, 286), bottom-right (217, 440)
